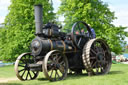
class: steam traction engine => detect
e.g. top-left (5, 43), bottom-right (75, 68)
top-left (14, 5), bottom-right (112, 81)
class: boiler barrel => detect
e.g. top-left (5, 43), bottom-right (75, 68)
top-left (31, 37), bottom-right (74, 56)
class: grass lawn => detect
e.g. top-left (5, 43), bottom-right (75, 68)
top-left (124, 49), bottom-right (128, 53)
top-left (0, 64), bottom-right (128, 85)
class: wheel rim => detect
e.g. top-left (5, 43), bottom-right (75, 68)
top-left (14, 53), bottom-right (39, 81)
top-left (43, 50), bottom-right (68, 81)
top-left (82, 39), bottom-right (112, 75)
top-left (71, 21), bottom-right (92, 49)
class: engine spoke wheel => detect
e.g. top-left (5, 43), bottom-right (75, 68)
top-left (71, 21), bottom-right (93, 49)
top-left (82, 39), bottom-right (112, 75)
top-left (43, 50), bottom-right (68, 81)
top-left (15, 53), bottom-right (39, 81)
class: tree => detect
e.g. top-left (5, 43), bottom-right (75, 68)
top-left (58, 0), bottom-right (128, 54)
top-left (0, 0), bottom-right (55, 61)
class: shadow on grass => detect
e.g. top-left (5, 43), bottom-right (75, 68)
top-left (0, 83), bottom-right (22, 85)
top-left (67, 71), bottom-right (124, 79)
top-left (36, 73), bottom-right (88, 82)
top-left (108, 71), bottom-right (124, 75)
top-left (37, 77), bottom-right (49, 81)
top-left (67, 73), bottom-right (88, 79)
top-left (37, 77), bottom-right (63, 84)
top-left (36, 71), bottom-right (123, 82)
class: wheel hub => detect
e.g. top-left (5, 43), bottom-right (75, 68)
top-left (25, 64), bottom-right (30, 70)
top-left (56, 64), bottom-right (60, 69)
top-left (97, 52), bottom-right (104, 61)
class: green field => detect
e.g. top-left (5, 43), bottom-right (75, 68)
top-left (0, 64), bottom-right (128, 85)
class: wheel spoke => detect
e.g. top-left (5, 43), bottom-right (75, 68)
top-left (24, 56), bottom-right (27, 62)
top-left (32, 71), bottom-right (36, 75)
top-left (28, 71), bottom-right (32, 79)
top-left (60, 61), bottom-right (64, 65)
top-left (78, 38), bottom-right (82, 46)
top-left (20, 59), bottom-right (26, 63)
top-left (18, 69), bottom-right (25, 73)
top-left (78, 24), bottom-right (81, 33)
top-left (55, 70), bottom-right (57, 80)
top-left (56, 70), bottom-right (60, 78)
top-left (96, 47), bottom-right (100, 52)
top-left (99, 63), bottom-right (103, 72)
top-left (96, 67), bottom-right (99, 73)
top-left (92, 61), bottom-right (97, 68)
top-left (91, 49), bottom-right (97, 55)
top-left (90, 56), bottom-right (96, 59)
top-left (101, 67), bottom-right (104, 72)
top-left (56, 56), bottom-right (62, 63)
top-left (25, 71), bottom-right (29, 80)
top-left (59, 65), bottom-right (65, 74)
top-left (18, 64), bottom-right (25, 67)
top-left (103, 50), bottom-right (108, 56)
top-left (50, 69), bottom-right (54, 78)
top-left (21, 70), bottom-right (26, 77)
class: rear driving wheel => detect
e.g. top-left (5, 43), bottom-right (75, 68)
top-left (82, 39), bottom-right (112, 75)
top-left (43, 50), bottom-right (68, 81)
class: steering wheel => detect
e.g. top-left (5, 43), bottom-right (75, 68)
top-left (71, 21), bottom-right (92, 49)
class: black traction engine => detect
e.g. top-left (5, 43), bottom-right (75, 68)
top-left (14, 5), bottom-right (112, 81)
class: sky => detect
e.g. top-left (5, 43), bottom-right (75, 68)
top-left (0, 0), bottom-right (10, 24)
top-left (0, 0), bottom-right (128, 43)
top-left (102, 0), bottom-right (128, 43)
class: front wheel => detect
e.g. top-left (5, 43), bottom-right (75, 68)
top-left (43, 50), bottom-right (68, 81)
top-left (14, 53), bottom-right (39, 81)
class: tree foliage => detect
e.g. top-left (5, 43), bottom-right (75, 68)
top-left (58, 0), bottom-right (128, 54)
top-left (0, 0), bottom-right (55, 61)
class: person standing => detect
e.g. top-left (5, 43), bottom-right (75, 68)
top-left (88, 24), bottom-right (96, 38)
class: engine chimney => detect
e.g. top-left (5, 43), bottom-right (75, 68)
top-left (34, 5), bottom-right (43, 35)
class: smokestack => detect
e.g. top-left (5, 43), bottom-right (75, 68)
top-left (34, 5), bottom-right (43, 35)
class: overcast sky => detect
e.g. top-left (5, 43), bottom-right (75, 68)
top-left (0, 0), bottom-right (128, 43)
